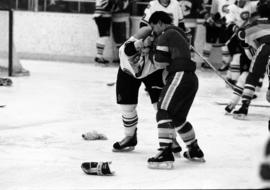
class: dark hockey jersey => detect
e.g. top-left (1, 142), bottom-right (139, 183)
top-left (155, 25), bottom-right (196, 72)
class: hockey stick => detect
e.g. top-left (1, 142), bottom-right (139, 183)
top-left (191, 45), bottom-right (235, 89)
top-left (215, 101), bottom-right (270, 108)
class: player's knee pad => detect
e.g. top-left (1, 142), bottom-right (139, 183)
top-left (112, 13), bottom-right (130, 44)
top-left (236, 72), bottom-right (248, 88)
top-left (120, 104), bottom-right (137, 116)
top-left (120, 104), bottom-right (138, 136)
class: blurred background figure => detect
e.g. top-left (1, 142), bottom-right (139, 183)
top-left (93, 0), bottom-right (114, 64)
top-left (111, 0), bottom-right (131, 64)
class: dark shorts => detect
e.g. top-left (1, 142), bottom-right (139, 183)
top-left (116, 68), bottom-right (164, 104)
top-left (205, 23), bottom-right (230, 44)
top-left (94, 17), bottom-right (111, 37)
top-left (157, 71), bottom-right (198, 126)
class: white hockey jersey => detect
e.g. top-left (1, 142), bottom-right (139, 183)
top-left (210, 0), bottom-right (236, 18)
top-left (119, 37), bottom-right (165, 79)
top-left (225, 1), bottom-right (258, 27)
top-left (142, 0), bottom-right (184, 26)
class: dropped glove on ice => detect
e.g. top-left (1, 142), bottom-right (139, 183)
top-left (81, 162), bottom-right (114, 176)
top-left (82, 130), bottom-right (107, 140)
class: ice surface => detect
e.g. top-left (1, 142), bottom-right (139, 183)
top-left (0, 60), bottom-right (269, 189)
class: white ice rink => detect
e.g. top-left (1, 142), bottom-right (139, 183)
top-left (0, 60), bottom-right (269, 189)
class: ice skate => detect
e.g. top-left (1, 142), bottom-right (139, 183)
top-left (225, 103), bottom-right (235, 114)
top-left (172, 138), bottom-right (182, 158)
top-left (233, 101), bottom-right (249, 120)
top-left (112, 129), bottom-right (137, 152)
top-left (183, 140), bottom-right (205, 162)
top-left (95, 57), bottom-right (109, 64)
top-left (147, 146), bottom-right (174, 169)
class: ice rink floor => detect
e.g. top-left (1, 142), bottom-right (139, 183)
top-left (0, 60), bottom-right (269, 189)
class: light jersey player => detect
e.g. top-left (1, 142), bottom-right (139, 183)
top-left (229, 0), bottom-right (270, 119)
top-left (224, 0), bottom-right (259, 86)
top-left (140, 0), bottom-right (187, 30)
top-left (112, 26), bottom-right (182, 156)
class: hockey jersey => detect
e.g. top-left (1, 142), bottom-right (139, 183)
top-left (155, 25), bottom-right (196, 72)
top-left (119, 36), bottom-right (165, 79)
top-left (225, 0), bottom-right (258, 27)
top-left (142, 0), bottom-right (184, 26)
top-left (245, 18), bottom-right (270, 49)
top-left (210, 0), bottom-right (236, 18)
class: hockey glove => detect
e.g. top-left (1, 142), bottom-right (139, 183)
top-left (82, 130), bottom-right (107, 140)
top-left (81, 162), bottom-right (114, 176)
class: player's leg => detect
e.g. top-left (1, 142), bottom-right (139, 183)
top-left (233, 44), bottom-right (270, 119)
top-left (201, 23), bottom-right (215, 68)
top-left (94, 16), bottom-right (111, 64)
top-left (143, 69), bottom-right (182, 157)
top-left (218, 25), bottom-right (232, 71)
top-left (168, 72), bottom-right (205, 162)
top-left (113, 68), bottom-right (141, 152)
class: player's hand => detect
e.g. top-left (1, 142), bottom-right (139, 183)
top-left (134, 39), bottom-right (144, 50)
top-left (266, 89), bottom-right (270, 102)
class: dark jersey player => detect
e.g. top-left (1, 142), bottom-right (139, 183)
top-left (147, 11), bottom-right (205, 169)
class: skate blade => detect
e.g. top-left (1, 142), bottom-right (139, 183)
top-left (112, 146), bottom-right (135, 152)
top-left (187, 157), bottom-right (206, 163)
top-left (147, 161), bottom-right (174, 169)
top-left (233, 114), bottom-right (247, 120)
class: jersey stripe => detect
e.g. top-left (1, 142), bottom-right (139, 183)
top-left (156, 45), bottom-right (169, 52)
top-left (161, 72), bottom-right (183, 110)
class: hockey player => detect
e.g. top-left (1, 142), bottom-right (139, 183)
top-left (147, 11), bottom-right (205, 169)
top-left (231, 0), bottom-right (270, 119)
top-left (224, 0), bottom-right (258, 86)
top-left (140, 0), bottom-right (187, 31)
top-left (112, 26), bottom-right (182, 155)
top-left (93, 0), bottom-right (114, 64)
top-left (202, 0), bottom-right (235, 70)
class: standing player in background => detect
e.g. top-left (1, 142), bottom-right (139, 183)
top-left (140, 0), bottom-right (188, 32)
top-left (93, 0), bottom-right (114, 64)
top-left (202, 0), bottom-right (235, 70)
top-left (112, 26), bottom-right (182, 156)
top-left (222, 0), bottom-right (261, 114)
top-left (147, 11), bottom-right (205, 169)
top-left (224, 0), bottom-right (258, 86)
top-left (231, 0), bottom-right (270, 119)
top-left (111, 0), bottom-right (131, 64)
